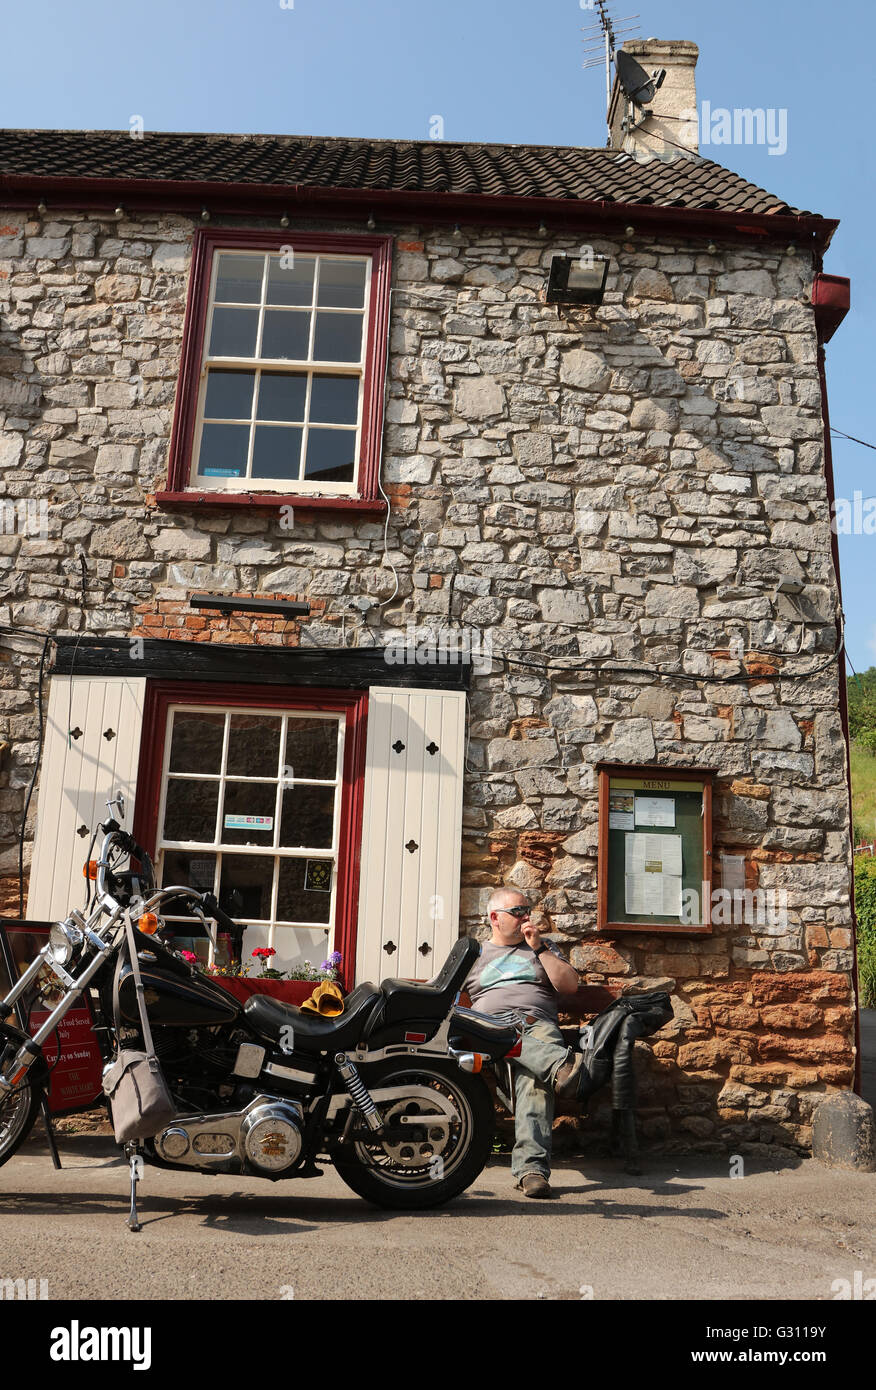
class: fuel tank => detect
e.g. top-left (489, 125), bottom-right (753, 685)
top-left (117, 953), bottom-right (241, 1028)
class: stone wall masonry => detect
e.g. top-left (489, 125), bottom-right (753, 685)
top-left (0, 210), bottom-right (853, 1153)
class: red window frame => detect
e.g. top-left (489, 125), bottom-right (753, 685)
top-left (131, 681), bottom-right (369, 991)
top-left (157, 228), bottom-right (393, 517)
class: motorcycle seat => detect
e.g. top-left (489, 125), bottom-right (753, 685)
top-left (243, 982), bottom-right (381, 1053)
top-left (377, 936), bottom-right (481, 1026)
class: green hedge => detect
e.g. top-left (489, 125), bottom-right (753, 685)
top-left (854, 857), bottom-right (876, 1008)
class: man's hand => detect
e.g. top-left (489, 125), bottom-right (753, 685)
top-left (524, 924), bottom-right (580, 996)
top-left (521, 922), bottom-right (542, 951)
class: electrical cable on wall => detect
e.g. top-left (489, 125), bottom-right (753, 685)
top-left (830, 427), bottom-right (876, 452)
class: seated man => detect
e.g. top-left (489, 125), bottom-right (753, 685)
top-left (464, 887), bottom-right (583, 1199)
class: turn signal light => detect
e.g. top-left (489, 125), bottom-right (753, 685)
top-left (83, 861), bottom-right (98, 880)
top-left (138, 913), bottom-right (160, 936)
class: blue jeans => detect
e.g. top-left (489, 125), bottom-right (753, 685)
top-left (502, 1016), bottom-right (573, 1181)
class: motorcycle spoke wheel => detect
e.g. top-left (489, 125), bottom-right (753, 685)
top-left (353, 1071), bottom-right (472, 1187)
top-left (0, 1082), bottom-right (41, 1167)
top-left (332, 1062), bottom-right (494, 1210)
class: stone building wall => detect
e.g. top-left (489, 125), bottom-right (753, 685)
top-left (0, 208), bottom-right (854, 1153)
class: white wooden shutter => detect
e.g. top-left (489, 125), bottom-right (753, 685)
top-left (27, 676), bottom-right (147, 921)
top-left (356, 687), bottom-right (466, 986)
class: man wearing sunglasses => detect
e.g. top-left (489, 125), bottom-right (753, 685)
top-left (463, 887), bottom-right (582, 1199)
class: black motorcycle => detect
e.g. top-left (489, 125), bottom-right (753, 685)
top-left (0, 800), bottom-right (519, 1224)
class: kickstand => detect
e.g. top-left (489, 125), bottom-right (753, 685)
top-left (40, 1097), bottom-right (62, 1170)
top-left (125, 1146), bottom-right (144, 1232)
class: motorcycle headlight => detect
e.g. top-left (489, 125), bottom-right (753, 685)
top-left (49, 921), bottom-right (84, 965)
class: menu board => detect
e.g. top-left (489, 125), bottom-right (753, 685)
top-left (598, 769), bottom-right (712, 930)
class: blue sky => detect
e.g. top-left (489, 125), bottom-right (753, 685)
top-left (3, 0), bottom-right (873, 669)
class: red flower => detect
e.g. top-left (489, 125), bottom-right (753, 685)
top-left (251, 947), bottom-right (277, 960)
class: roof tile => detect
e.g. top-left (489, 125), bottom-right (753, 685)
top-left (0, 129), bottom-right (813, 216)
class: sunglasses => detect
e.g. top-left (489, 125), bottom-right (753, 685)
top-left (500, 905), bottom-right (532, 919)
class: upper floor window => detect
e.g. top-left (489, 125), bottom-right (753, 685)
top-left (162, 229), bottom-right (392, 510)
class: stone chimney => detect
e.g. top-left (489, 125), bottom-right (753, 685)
top-left (608, 39), bottom-right (699, 160)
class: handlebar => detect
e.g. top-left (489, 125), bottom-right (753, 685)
top-left (95, 826), bottom-right (243, 944)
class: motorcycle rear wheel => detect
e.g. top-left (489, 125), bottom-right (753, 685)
top-left (0, 1082), bottom-right (43, 1168)
top-left (331, 1059), bottom-right (494, 1210)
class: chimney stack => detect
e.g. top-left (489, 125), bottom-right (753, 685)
top-left (608, 38), bottom-right (699, 159)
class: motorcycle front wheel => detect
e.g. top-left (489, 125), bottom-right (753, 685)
top-left (0, 1081), bottom-right (42, 1168)
top-left (330, 1059), bottom-right (494, 1210)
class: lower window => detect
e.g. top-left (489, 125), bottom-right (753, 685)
top-left (135, 687), bottom-right (367, 979)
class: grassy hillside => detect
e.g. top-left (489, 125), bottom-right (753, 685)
top-left (851, 742), bottom-right (876, 846)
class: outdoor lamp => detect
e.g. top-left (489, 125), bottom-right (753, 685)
top-left (546, 252), bottom-right (610, 306)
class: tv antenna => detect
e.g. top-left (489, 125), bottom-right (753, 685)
top-left (581, 2), bottom-right (640, 142)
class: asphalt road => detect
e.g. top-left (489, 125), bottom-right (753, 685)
top-left (1, 1130), bottom-right (874, 1301)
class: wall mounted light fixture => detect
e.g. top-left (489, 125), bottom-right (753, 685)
top-left (546, 253), bottom-right (610, 306)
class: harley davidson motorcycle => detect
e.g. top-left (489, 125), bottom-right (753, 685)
top-left (0, 799), bottom-right (520, 1225)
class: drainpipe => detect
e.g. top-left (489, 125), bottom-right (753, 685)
top-left (812, 272), bottom-right (859, 1094)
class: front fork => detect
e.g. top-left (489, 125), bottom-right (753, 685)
top-left (0, 905), bottom-right (119, 1094)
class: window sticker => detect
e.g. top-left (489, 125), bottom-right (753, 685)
top-left (224, 814), bottom-right (274, 831)
top-left (304, 860), bottom-right (332, 892)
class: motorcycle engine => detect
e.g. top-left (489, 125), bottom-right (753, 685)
top-left (240, 1101), bottom-right (303, 1174)
top-left (154, 1094), bottom-right (304, 1175)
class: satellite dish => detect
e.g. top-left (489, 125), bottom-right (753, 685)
top-left (615, 49), bottom-right (666, 106)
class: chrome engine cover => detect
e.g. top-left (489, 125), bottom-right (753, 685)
top-left (240, 1102), bottom-right (303, 1173)
top-left (153, 1094), bottom-right (304, 1173)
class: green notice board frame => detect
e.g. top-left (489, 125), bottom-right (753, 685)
top-left (596, 763), bottom-right (714, 935)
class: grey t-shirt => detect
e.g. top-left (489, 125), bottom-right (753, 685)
top-left (464, 939), bottom-right (566, 1025)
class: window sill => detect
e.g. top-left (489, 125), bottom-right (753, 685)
top-left (153, 491), bottom-right (387, 516)
top-left (593, 922), bottom-right (713, 936)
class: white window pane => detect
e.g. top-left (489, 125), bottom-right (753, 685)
top-left (209, 307), bottom-right (259, 357)
top-left (277, 859), bottom-right (332, 924)
top-left (197, 423), bottom-right (249, 478)
top-left (317, 259), bottom-right (367, 309)
top-left (313, 311), bottom-right (362, 362)
top-left (222, 782), bottom-right (277, 845)
top-left (227, 714), bottom-right (282, 777)
top-left (251, 424), bottom-right (303, 480)
top-left (269, 926), bottom-right (332, 973)
top-left (283, 718), bottom-right (339, 779)
top-left (215, 254), bottom-right (264, 303)
top-left (267, 255), bottom-right (315, 306)
top-left (219, 854), bottom-right (275, 922)
top-left (169, 712), bottom-right (225, 773)
top-left (256, 372), bottom-right (307, 422)
top-left (164, 779), bottom-right (219, 843)
top-left (309, 374), bottom-right (359, 425)
top-left (261, 309), bottom-right (311, 360)
top-left (204, 369), bottom-right (255, 420)
top-left (304, 428), bottom-right (356, 483)
top-left (279, 785), bottom-right (335, 848)
top-left (162, 851), bottom-right (218, 897)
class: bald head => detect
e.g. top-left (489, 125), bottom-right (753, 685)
top-left (486, 886), bottom-right (528, 918)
